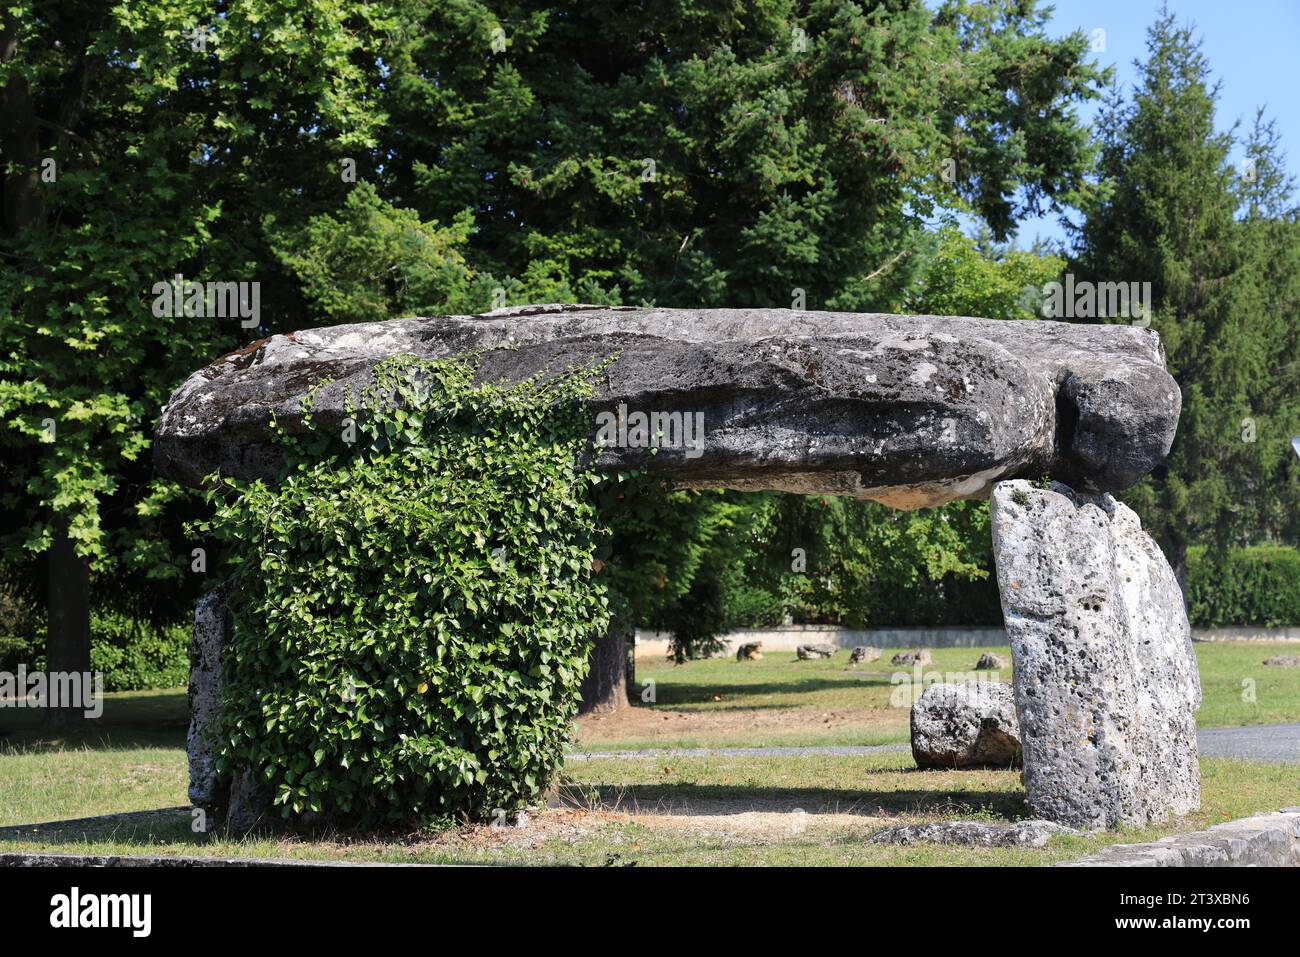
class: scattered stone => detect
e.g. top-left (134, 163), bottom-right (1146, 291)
top-left (156, 306), bottom-right (1181, 507)
top-left (891, 649), bottom-right (931, 666)
top-left (870, 819), bottom-right (1076, 849)
top-left (974, 652), bottom-right (1007, 670)
top-left (1262, 655), bottom-right (1300, 667)
top-left (847, 646), bottom-right (882, 666)
top-left (796, 642), bottom-right (837, 660)
top-left (990, 480), bottom-right (1201, 830)
top-left (735, 642), bottom-right (763, 661)
top-left (910, 681), bottom-right (1022, 769)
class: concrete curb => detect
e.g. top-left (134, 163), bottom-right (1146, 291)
top-left (1059, 808), bottom-right (1300, 867)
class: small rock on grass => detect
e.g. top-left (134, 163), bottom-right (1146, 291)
top-left (847, 645), bottom-right (882, 666)
top-left (735, 642), bottom-right (763, 661)
top-left (1262, 655), bottom-right (1300, 667)
top-left (890, 649), bottom-right (931, 666)
top-left (796, 642), bottom-right (836, 660)
top-left (911, 681), bottom-right (1021, 769)
top-left (869, 820), bottom-right (1076, 848)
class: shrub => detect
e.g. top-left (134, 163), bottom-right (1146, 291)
top-left (0, 598), bottom-right (187, 692)
top-left (197, 352), bottom-right (610, 826)
top-left (88, 614), bottom-right (189, 691)
top-left (1187, 545), bottom-right (1300, 628)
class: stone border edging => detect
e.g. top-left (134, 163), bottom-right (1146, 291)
top-left (634, 625), bottom-right (1300, 656)
top-left (1059, 809), bottom-right (1300, 867)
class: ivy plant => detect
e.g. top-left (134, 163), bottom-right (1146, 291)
top-left (195, 351), bottom-right (611, 826)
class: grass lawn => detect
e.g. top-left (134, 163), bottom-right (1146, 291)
top-left (0, 641), bottom-right (1296, 865)
top-left (578, 640), bottom-right (1300, 750)
top-left (0, 749), bottom-right (1293, 866)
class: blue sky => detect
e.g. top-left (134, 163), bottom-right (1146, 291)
top-left (997, 0), bottom-right (1300, 249)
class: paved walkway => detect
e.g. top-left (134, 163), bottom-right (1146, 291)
top-left (568, 724), bottom-right (1300, 763)
top-left (1197, 723), bottom-right (1300, 763)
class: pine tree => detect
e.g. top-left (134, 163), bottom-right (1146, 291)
top-left (1074, 8), bottom-right (1300, 584)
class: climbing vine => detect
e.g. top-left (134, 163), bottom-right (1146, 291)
top-left (195, 351), bottom-right (612, 826)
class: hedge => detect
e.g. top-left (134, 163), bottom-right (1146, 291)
top-left (0, 613), bottom-right (188, 692)
top-left (1187, 545), bottom-right (1300, 628)
top-left (197, 352), bottom-right (610, 826)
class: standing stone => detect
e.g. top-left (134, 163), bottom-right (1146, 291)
top-left (188, 590), bottom-right (278, 831)
top-left (188, 589), bottom-right (230, 807)
top-left (990, 480), bottom-right (1200, 829)
top-left (226, 768), bottom-right (274, 833)
top-left (910, 681), bottom-right (1022, 769)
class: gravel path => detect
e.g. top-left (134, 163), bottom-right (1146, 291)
top-left (566, 743), bottom-right (909, 761)
top-left (568, 724), bottom-right (1300, 764)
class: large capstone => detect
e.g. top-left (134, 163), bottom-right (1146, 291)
top-left (154, 304), bottom-right (1180, 507)
top-left (990, 480), bottom-right (1201, 830)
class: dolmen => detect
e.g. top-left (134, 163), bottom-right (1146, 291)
top-left (156, 304), bottom-right (1194, 830)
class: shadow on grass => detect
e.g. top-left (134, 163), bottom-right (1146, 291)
top-left (0, 807), bottom-right (201, 849)
top-left (654, 675), bottom-right (898, 706)
top-left (0, 688), bottom-right (188, 753)
top-left (556, 779), bottom-right (1028, 820)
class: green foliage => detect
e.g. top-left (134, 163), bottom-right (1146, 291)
top-left (731, 494), bottom-right (994, 628)
top-left (0, 0), bottom-right (403, 615)
top-left (1074, 12), bottom-right (1300, 565)
top-left (87, 616), bottom-right (189, 692)
top-left (266, 181), bottom-right (487, 324)
top-left (0, 609), bottom-right (187, 692)
top-left (907, 225), bottom-right (1065, 320)
top-left (196, 352), bottom-right (610, 825)
top-left (1187, 546), bottom-right (1300, 628)
top-left (633, 492), bottom-right (773, 661)
top-left (381, 0), bottom-right (1104, 311)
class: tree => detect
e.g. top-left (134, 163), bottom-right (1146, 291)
top-left (906, 224), bottom-right (1064, 320)
top-left (377, 0), bottom-right (1104, 311)
top-left (1073, 9), bottom-right (1300, 585)
top-left (266, 181), bottom-right (483, 325)
top-left (581, 483), bottom-right (731, 712)
top-left (2, 1), bottom-right (1108, 721)
top-left (0, 1), bottom-right (397, 721)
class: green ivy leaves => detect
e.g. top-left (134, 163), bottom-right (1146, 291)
top-left (200, 351), bottom-right (611, 825)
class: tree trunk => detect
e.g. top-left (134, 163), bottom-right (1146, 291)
top-left (3, 16), bottom-right (93, 729)
top-left (578, 619), bottom-right (633, 715)
top-left (45, 524), bottom-right (91, 729)
top-left (1, 16), bottom-right (44, 235)
top-left (1162, 529), bottom-right (1189, 613)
